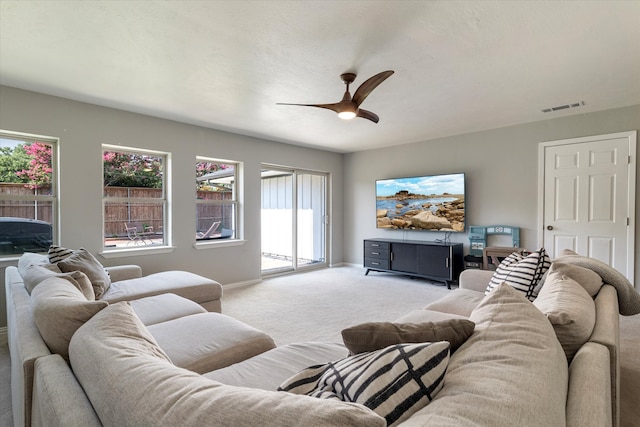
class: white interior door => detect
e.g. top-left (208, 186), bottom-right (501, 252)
top-left (538, 131), bottom-right (636, 283)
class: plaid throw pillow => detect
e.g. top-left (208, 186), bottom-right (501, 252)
top-left (485, 248), bottom-right (551, 301)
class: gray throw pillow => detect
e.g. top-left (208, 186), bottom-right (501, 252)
top-left (23, 265), bottom-right (95, 300)
top-left (22, 264), bottom-right (62, 293)
top-left (32, 277), bottom-right (108, 359)
top-left (533, 272), bottom-right (596, 361)
top-left (341, 319), bottom-right (475, 355)
top-left (57, 248), bottom-right (111, 298)
top-left (17, 252), bottom-right (50, 277)
top-left (547, 262), bottom-right (602, 297)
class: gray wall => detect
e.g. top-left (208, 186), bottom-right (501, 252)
top-left (1, 84), bottom-right (638, 328)
top-left (343, 105), bottom-right (640, 285)
top-left (0, 85), bottom-right (345, 327)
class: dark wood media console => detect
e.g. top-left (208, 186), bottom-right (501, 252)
top-left (364, 238), bottom-right (464, 289)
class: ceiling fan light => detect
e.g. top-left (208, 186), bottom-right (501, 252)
top-left (338, 111), bottom-right (357, 120)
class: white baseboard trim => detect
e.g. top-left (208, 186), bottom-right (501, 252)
top-left (339, 262), bottom-right (364, 269)
top-left (223, 279), bottom-right (262, 290)
top-left (223, 263), bottom-right (366, 290)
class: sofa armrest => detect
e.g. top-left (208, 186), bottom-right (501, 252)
top-left (566, 342), bottom-right (612, 427)
top-left (32, 355), bottom-right (102, 427)
top-left (458, 269), bottom-right (493, 292)
top-left (105, 265), bottom-right (142, 282)
top-left (588, 284), bottom-right (619, 427)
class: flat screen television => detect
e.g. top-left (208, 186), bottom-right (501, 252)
top-left (376, 172), bottom-right (465, 232)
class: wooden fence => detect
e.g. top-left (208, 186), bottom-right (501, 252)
top-left (0, 184), bottom-right (232, 237)
top-left (0, 184), bottom-right (53, 223)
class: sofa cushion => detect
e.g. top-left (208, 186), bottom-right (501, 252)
top-left (147, 312), bottom-right (276, 373)
top-left (69, 302), bottom-right (386, 427)
top-left (56, 248), bottom-right (111, 298)
top-left (101, 270), bottom-right (222, 306)
top-left (32, 277), bottom-right (108, 359)
top-left (533, 272), bottom-right (596, 361)
top-left (394, 308), bottom-right (467, 324)
top-left (22, 263), bottom-right (62, 292)
top-left (129, 293), bottom-right (207, 326)
top-left (204, 342), bottom-right (349, 391)
top-left (17, 252), bottom-right (49, 277)
top-left (423, 288), bottom-right (484, 317)
top-left (406, 283), bottom-right (568, 426)
top-left (485, 248), bottom-right (551, 301)
top-left (23, 265), bottom-right (95, 300)
top-left (547, 261), bottom-right (603, 297)
top-left (341, 319), bottom-right (474, 355)
top-left (279, 342), bottom-right (449, 427)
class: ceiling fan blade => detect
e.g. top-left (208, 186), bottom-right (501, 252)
top-left (352, 70), bottom-right (394, 107)
top-left (356, 109), bottom-right (380, 123)
top-left (276, 102), bottom-right (340, 113)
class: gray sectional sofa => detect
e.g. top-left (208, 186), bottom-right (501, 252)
top-left (6, 249), bottom-right (637, 426)
top-left (6, 251), bottom-right (276, 427)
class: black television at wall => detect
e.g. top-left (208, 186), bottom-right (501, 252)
top-left (375, 172), bottom-right (465, 232)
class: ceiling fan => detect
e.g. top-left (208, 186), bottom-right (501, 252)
top-left (277, 70), bottom-right (394, 123)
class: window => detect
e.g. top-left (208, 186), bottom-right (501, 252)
top-left (196, 158), bottom-right (238, 242)
top-left (103, 146), bottom-right (169, 249)
top-left (0, 130), bottom-right (57, 257)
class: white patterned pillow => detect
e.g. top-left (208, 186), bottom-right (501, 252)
top-left (48, 245), bottom-right (75, 263)
top-left (278, 342), bottom-right (450, 426)
top-left (485, 248), bottom-right (550, 301)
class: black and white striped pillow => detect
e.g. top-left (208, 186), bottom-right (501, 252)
top-left (485, 248), bottom-right (551, 301)
top-left (48, 245), bottom-right (74, 263)
top-left (278, 342), bottom-right (450, 426)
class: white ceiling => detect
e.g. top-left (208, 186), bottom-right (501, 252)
top-left (1, 1), bottom-right (639, 153)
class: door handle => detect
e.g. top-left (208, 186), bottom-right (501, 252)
top-left (547, 225), bottom-right (554, 230)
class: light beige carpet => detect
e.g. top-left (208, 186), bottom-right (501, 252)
top-left (222, 266), bottom-right (453, 346)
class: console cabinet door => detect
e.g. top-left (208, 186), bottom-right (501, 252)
top-left (390, 243), bottom-right (417, 273)
top-left (416, 245), bottom-right (451, 279)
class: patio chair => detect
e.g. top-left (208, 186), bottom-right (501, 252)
top-left (196, 221), bottom-right (221, 240)
top-left (125, 223), bottom-right (154, 245)
top-left (124, 223), bottom-right (141, 245)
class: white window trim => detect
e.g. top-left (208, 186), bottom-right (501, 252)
top-left (0, 129), bottom-right (59, 259)
top-left (194, 157), bottom-right (242, 248)
top-left (101, 144), bottom-right (172, 253)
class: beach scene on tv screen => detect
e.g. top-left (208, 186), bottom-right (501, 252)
top-left (376, 173), bottom-right (465, 232)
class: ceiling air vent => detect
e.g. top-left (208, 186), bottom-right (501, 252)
top-left (541, 101), bottom-right (585, 113)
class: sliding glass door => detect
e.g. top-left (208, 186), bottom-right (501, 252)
top-left (261, 166), bottom-right (327, 274)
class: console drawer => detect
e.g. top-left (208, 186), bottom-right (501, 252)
top-left (364, 240), bottom-right (390, 251)
top-left (364, 257), bottom-right (390, 270)
top-left (364, 247), bottom-right (389, 259)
